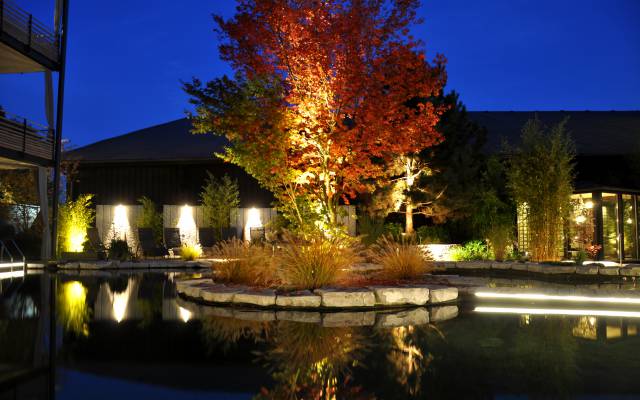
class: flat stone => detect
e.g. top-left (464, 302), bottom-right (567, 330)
top-left (599, 266), bottom-right (620, 276)
top-left (350, 263), bottom-right (383, 273)
top-left (276, 310), bottom-right (322, 324)
top-left (368, 286), bottom-right (429, 306)
top-left (275, 290), bottom-right (322, 308)
top-left (314, 288), bottom-right (376, 308)
top-left (527, 264), bottom-right (544, 273)
top-left (511, 263), bottom-right (529, 272)
top-left (78, 261), bottom-right (115, 270)
top-left (433, 261), bottom-right (456, 271)
top-left (430, 305), bottom-right (459, 322)
top-left (576, 265), bottom-right (599, 275)
top-left (321, 311), bottom-right (376, 327)
top-left (58, 262), bottom-right (80, 269)
top-left (542, 265), bottom-right (577, 274)
top-left (183, 282), bottom-right (212, 298)
top-left (620, 265), bottom-right (640, 277)
top-left (201, 285), bottom-right (245, 303)
top-left (491, 262), bottom-right (512, 270)
top-left (376, 308), bottom-right (429, 327)
top-left (457, 261), bottom-right (490, 270)
top-left (233, 310), bottom-right (276, 322)
top-left (427, 286), bottom-right (458, 304)
top-left (233, 289), bottom-right (277, 307)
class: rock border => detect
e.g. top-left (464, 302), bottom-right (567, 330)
top-left (435, 261), bottom-right (640, 278)
top-left (57, 259), bottom-right (212, 270)
top-left (176, 279), bottom-right (458, 310)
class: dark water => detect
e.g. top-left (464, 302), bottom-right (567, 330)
top-left (1, 271), bottom-right (640, 399)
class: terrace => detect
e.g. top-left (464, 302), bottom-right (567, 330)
top-left (0, 111), bottom-right (54, 166)
top-left (0, 0), bottom-right (60, 72)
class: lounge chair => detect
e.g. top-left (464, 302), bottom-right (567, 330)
top-left (138, 228), bottom-right (168, 258)
top-left (163, 227), bottom-right (181, 256)
top-left (198, 227), bottom-right (216, 256)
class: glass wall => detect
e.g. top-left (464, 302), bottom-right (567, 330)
top-left (601, 193), bottom-right (619, 260)
top-left (622, 194), bottom-right (638, 260)
top-left (569, 193), bottom-right (595, 257)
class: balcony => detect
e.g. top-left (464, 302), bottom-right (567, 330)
top-left (0, 111), bottom-right (54, 166)
top-left (0, 0), bottom-right (60, 72)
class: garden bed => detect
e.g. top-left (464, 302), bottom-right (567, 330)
top-left (176, 278), bottom-right (458, 310)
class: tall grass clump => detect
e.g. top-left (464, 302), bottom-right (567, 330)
top-left (276, 233), bottom-right (362, 290)
top-left (211, 238), bottom-right (275, 286)
top-left (372, 236), bottom-right (432, 280)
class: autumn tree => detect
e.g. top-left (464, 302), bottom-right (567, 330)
top-left (186, 0), bottom-right (446, 231)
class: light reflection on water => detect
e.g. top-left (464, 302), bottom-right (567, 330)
top-left (1, 271), bottom-right (640, 399)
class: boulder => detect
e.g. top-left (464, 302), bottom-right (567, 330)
top-left (542, 265), bottom-right (577, 274)
top-left (427, 286), bottom-right (458, 304)
top-left (275, 290), bottom-right (322, 308)
top-left (491, 262), bottom-right (512, 270)
top-left (314, 288), bottom-right (376, 308)
top-left (369, 286), bottom-right (429, 306)
top-left (233, 289), bottom-right (277, 307)
top-left (511, 263), bottom-right (529, 272)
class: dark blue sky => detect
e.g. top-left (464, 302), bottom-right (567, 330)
top-left (1, 0), bottom-right (638, 147)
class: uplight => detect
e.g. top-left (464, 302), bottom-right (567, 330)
top-left (178, 306), bottom-right (192, 323)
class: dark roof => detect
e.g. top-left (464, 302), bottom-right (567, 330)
top-left (469, 111), bottom-right (640, 156)
top-left (67, 118), bottom-right (228, 163)
top-left (69, 111), bottom-right (640, 163)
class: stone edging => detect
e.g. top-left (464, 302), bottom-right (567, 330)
top-left (435, 261), bottom-right (640, 277)
top-left (177, 298), bottom-right (459, 327)
top-left (176, 279), bottom-right (458, 309)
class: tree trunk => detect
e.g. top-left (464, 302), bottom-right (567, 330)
top-left (405, 203), bottom-right (414, 235)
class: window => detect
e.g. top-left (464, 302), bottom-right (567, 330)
top-left (622, 194), bottom-right (638, 260)
top-left (602, 193), bottom-right (619, 260)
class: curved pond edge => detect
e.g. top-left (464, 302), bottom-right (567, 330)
top-left (176, 297), bottom-right (459, 327)
top-left (176, 279), bottom-right (459, 310)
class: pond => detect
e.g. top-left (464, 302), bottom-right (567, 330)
top-left (1, 271), bottom-right (639, 399)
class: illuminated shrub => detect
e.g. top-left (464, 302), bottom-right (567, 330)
top-left (57, 194), bottom-right (94, 255)
top-left (180, 243), bottom-right (203, 261)
top-left (276, 233), bottom-right (362, 290)
top-left (372, 236), bottom-right (432, 280)
top-left (211, 238), bottom-right (275, 286)
top-left (450, 240), bottom-right (492, 261)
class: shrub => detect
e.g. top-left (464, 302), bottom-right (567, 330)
top-left (211, 238), bottom-right (275, 286)
top-left (137, 196), bottom-right (163, 245)
top-left (450, 240), bottom-right (492, 261)
top-left (108, 238), bottom-right (132, 261)
top-left (276, 233), bottom-right (362, 290)
top-left (181, 243), bottom-right (203, 261)
top-left (372, 236), bottom-right (432, 280)
top-left (383, 222), bottom-right (404, 241)
top-left (200, 173), bottom-right (240, 240)
top-left (358, 215), bottom-right (386, 246)
top-left (486, 224), bottom-right (513, 261)
top-left (57, 194), bottom-right (94, 255)
top-left (416, 225), bottom-right (450, 244)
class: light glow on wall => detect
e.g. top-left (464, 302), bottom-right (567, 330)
top-left (177, 204), bottom-right (198, 246)
top-left (475, 291), bottom-right (640, 305)
top-left (112, 205), bottom-right (131, 241)
top-left (421, 244), bottom-right (455, 261)
top-left (68, 225), bottom-right (87, 252)
top-left (244, 207), bottom-right (262, 241)
top-left (474, 306), bottom-right (640, 318)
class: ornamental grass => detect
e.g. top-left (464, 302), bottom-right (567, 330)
top-left (211, 238), bottom-right (276, 287)
top-left (371, 236), bottom-right (433, 280)
top-left (180, 243), bottom-right (203, 261)
top-left (276, 233), bottom-right (363, 290)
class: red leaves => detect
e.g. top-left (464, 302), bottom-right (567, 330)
top-left (214, 0), bottom-right (446, 212)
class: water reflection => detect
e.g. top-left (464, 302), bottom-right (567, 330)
top-left (2, 272), bottom-right (640, 399)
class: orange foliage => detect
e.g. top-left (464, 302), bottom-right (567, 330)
top-left (215, 0), bottom-right (447, 224)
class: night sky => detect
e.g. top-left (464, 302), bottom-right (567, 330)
top-left (0, 0), bottom-right (638, 147)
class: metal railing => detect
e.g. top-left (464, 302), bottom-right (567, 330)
top-left (0, 0), bottom-right (59, 62)
top-left (0, 111), bottom-right (54, 161)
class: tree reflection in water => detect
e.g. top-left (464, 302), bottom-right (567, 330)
top-left (57, 281), bottom-right (90, 337)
